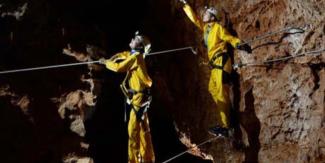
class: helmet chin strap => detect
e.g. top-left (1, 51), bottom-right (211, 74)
top-left (131, 47), bottom-right (143, 53)
top-left (204, 19), bottom-right (217, 24)
top-left (203, 14), bottom-right (217, 23)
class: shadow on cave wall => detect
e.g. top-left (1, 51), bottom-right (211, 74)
top-left (226, 15), bottom-right (261, 162)
top-left (241, 89), bottom-right (261, 163)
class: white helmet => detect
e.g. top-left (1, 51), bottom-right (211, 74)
top-left (205, 6), bottom-right (218, 18)
top-left (135, 31), bottom-right (151, 57)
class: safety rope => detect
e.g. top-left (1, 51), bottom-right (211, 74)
top-left (0, 60), bottom-right (101, 74)
top-left (162, 135), bottom-right (221, 163)
top-left (233, 48), bottom-right (325, 69)
top-left (145, 46), bottom-right (196, 56)
top-left (238, 25), bottom-right (306, 46)
top-left (0, 46), bottom-right (196, 75)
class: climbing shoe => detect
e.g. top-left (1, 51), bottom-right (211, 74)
top-left (208, 125), bottom-right (229, 137)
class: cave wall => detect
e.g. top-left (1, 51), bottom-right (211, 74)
top-left (158, 0), bottom-right (324, 162)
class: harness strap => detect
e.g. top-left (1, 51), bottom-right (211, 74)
top-left (131, 96), bottom-right (152, 121)
top-left (120, 65), bottom-right (152, 122)
top-left (121, 83), bottom-right (152, 122)
top-left (209, 51), bottom-right (232, 83)
top-left (209, 51), bottom-right (229, 72)
top-left (127, 88), bottom-right (150, 96)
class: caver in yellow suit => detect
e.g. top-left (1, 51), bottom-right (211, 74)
top-left (182, 4), bottom-right (241, 129)
top-left (103, 50), bottom-right (155, 163)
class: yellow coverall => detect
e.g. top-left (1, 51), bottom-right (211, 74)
top-left (104, 51), bottom-right (155, 163)
top-left (183, 4), bottom-right (241, 128)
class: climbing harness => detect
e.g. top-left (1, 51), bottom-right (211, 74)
top-left (208, 51), bottom-right (232, 83)
top-left (124, 87), bottom-right (152, 122)
top-left (233, 48), bottom-right (325, 69)
top-left (133, 97), bottom-right (152, 121)
top-left (162, 135), bottom-right (222, 163)
top-left (0, 46), bottom-right (197, 75)
top-left (120, 71), bottom-right (152, 122)
top-left (123, 94), bottom-right (151, 122)
top-left (238, 25), bottom-right (306, 46)
top-left (209, 51), bottom-right (228, 69)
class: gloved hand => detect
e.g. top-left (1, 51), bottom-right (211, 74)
top-left (99, 58), bottom-right (106, 65)
top-left (179, 0), bottom-right (187, 5)
top-left (237, 44), bottom-right (252, 53)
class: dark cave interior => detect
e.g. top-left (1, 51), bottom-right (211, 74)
top-left (0, 0), bottom-right (212, 162)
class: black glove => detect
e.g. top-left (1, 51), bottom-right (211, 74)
top-left (237, 44), bottom-right (252, 53)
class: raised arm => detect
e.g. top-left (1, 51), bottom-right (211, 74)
top-left (180, 0), bottom-right (204, 30)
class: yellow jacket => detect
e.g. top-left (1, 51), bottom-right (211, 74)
top-left (104, 51), bottom-right (152, 107)
top-left (183, 4), bottom-right (241, 73)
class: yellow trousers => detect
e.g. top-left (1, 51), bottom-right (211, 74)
top-left (208, 68), bottom-right (231, 128)
top-left (128, 108), bottom-right (155, 163)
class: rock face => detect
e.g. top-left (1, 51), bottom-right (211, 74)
top-left (0, 0), bottom-right (324, 163)
top-left (160, 0), bottom-right (324, 162)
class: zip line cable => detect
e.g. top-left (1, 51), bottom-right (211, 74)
top-left (0, 46), bottom-right (196, 75)
top-left (233, 48), bottom-right (325, 69)
top-left (239, 25), bottom-right (306, 46)
top-left (162, 136), bottom-right (221, 163)
top-left (146, 46), bottom-right (197, 56)
top-left (0, 60), bottom-right (101, 75)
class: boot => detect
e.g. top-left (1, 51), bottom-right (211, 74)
top-left (208, 125), bottom-right (229, 137)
